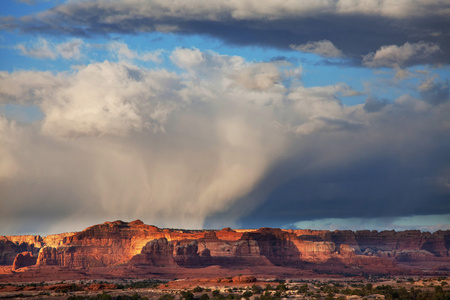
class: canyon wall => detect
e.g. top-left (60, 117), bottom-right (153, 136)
top-left (1, 220), bottom-right (449, 275)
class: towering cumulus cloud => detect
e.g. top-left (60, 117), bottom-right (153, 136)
top-left (1, 47), bottom-right (449, 234)
top-left (0, 49), bottom-right (289, 233)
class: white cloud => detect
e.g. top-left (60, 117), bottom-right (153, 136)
top-left (108, 41), bottom-right (163, 63)
top-left (16, 37), bottom-right (57, 59)
top-left (15, 38), bottom-right (166, 64)
top-left (1, 62), bottom-right (183, 137)
top-left (279, 83), bottom-right (363, 136)
top-left (90, 0), bottom-right (449, 20)
top-left (290, 40), bottom-right (344, 58)
top-left (56, 38), bottom-right (84, 59)
top-left (363, 41), bottom-right (441, 68)
top-left (42, 61), bottom-right (184, 137)
top-left (335, 0), bottom-right (450, 18)
top-left (0, 70), bottom-right (64, 105)
top-left (16, 37), bottom-right (85, 60)
top-left (231, 62), bottom-right (282, 91)
top-left (228, 0), bottom-right (450, 19)
top-left (170, 47), bottom-right (244, 78)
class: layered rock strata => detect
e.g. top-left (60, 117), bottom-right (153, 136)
top-left (0, 220), bottom-right (448, 273)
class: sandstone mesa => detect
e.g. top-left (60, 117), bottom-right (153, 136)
top-left (0, 220), bottom-right (449, 282)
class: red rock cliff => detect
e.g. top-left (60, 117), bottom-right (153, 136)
top-left (1, 220), bottom-right (448, 274)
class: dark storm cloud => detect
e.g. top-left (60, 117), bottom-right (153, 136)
top-left (236, 156), bottom-right (448, 228)
top-left (205, 96), bottom-right (450, 229)
top-left (2, 0), bottom-right (450, 65)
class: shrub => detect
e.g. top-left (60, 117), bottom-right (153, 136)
top-left (275, 284), bottom-right (287, 292)
top-left (251, 285), bottom-right (263, 294)
top-left (199, 293), bottom-right (210, 300)
top-left (181, 291), bottom-right (194, 300)
top-left (242, 291), bottom-right (253, 298)
top-left (298, 284), bottom-right (308, 293)
top-left (158, 294), bottom-right (175, 300)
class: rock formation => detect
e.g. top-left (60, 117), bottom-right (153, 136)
top-left (130, 238), bottom-right (176, 266)
top-left (1, 220), bottom-right (449, 277)
top-left (0, 236), bottom-right (42, 265)
top-left (12, 252), bottom-right (37, 270)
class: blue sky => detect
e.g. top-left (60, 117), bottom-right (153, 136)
top-left (0, 0), bottom-right (449, 235)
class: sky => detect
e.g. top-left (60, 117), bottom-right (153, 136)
top-left (0, 0), bottom-right (449, 235)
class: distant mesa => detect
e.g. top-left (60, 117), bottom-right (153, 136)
top-left (0, 220), bottom-right (449, 281)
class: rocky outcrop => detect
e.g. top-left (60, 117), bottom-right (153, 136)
top-left (12, 252), bottom-right (37, 270)
top-left (196, 231), bottom-right (271, 267)
top-left (0, 236), bottom-right (43, 265)
top-left (232, 275), bottom-right (257, 283)
top-left (329, 231), bottom-right (361, 254)
top-left (420, 231), bottom-right (449, 256)
top-left (354, 230), bottom-right (450, 258)
top-left (42, 233), bottom-right (76, 248)
top-left (237, 228), bottom-right (302, 266)
top-left (294, 240), bottom-right (336, 262)
top-left (394, 250), bottom-right (436, 262)
top-left (293, 228), bottom-right (450, 260)
top-left (215, 228), bottom-right (243, 241)
top-left (0, 236), bottom-right (43, 248)
top-left (174, 240), bottom-right (205, 266)
top-left (130, 238), bottom-right (176, 266)
top-left (40, 220), bottom-right (169, 268)
top-left (37, 246), bottom-right (87, 268)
